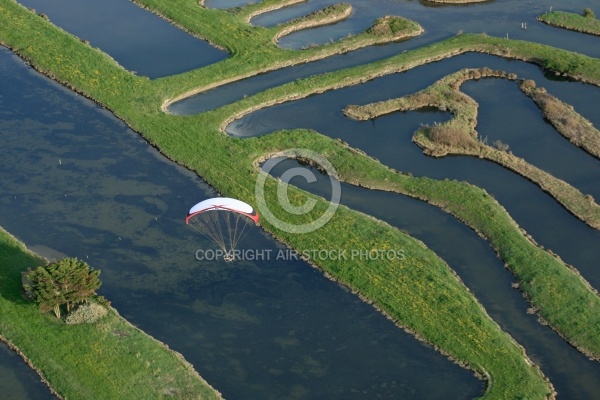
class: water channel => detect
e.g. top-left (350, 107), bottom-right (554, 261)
top-left (265, 159), bottom-right (600, 399)
top-left (2, 0), bottom-right (600, 398)
top-left (170, 0), bottom-right (600, 113)
top-left (0, 342), bottom-right (55, 400)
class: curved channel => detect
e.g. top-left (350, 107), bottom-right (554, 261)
top-left (250, 0), bottom-right (600, 58)
top-left (170, 0), bottom-right (600, 114)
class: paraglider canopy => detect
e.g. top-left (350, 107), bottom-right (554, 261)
top-left (186, 198), bottom-right (259, 262)
top-left (186, 197), bottom-right (259, 224)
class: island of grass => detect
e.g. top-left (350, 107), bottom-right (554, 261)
top-left (0, 226), bottom-right (221, 399)
top-left (537, 9), bottom-right (600, 36)
top-left (271, 3), bottom-right (353, 44)
top-left (2, 0), bottom-right (600, 397)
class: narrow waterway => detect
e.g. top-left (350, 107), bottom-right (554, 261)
top-left (228, 53), bottom-right (600, 397)
top-left (250, 0), bottom-right (600, 59)
top-left (462, 78), bottom-right (600, 199)
top-left (168, 0), bottom-right (600, 113)
top-left (0, 342), bottom-right (55, 400)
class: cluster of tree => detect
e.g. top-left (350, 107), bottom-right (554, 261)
top-left (24, 258), bottom-right (101, 318)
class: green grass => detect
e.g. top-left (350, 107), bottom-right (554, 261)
top-left (2, 0), bottom-right (600, 398)
top-left (0, 227), bottom-right (221, 399)
top-left (345, 67), bottom-right (600, 229)
top-left (538, 10), bottom-right (600, 36)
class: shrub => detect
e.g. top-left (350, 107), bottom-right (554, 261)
top-left (583, 8), bottom-right (595, 19)
top-left (544, 57), bottom-right (582, 75)
top-left (65, 302), bottom-right (108, 325)
top-left (493, 139), bottom-right (510, 152)
top-left (426, 124), bottom-right (475, 149)
top-left (367, 16), bottom-right (410, 37)
top-left (520, 79), bottom-right (536, 91)
top-left (25, 258), bottom-right (101, 318)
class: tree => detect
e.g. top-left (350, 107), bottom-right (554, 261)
top-left (25, 258), bottom-right (101, 318)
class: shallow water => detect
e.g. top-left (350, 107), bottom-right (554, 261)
top-left (170, 0), bottom-right (600, 113)
top-left (462, 78), bottom-right (600, 199)
top-left (252, 0), bottom-right (600, 58)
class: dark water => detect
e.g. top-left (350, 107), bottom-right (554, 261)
top-left (16, 0), bottom-right (227, 78)
top-left (0, 342), bottom-right (55, 400)
top-left (462, 78), bottom-right (600, 200)
top-left (0, 47), bottom-right (481, 399)
top-left (251, 0), bottom-right (600, 58)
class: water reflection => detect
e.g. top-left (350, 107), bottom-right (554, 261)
top-left (0, 47), bottom-right (481, 399)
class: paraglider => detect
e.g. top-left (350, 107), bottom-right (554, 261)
top-left (186, 197), bottom-right (259, 262)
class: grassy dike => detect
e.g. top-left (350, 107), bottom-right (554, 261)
top-left (538, 10), bottom-right (600, 36)
top-left (343, 68), bottom-right (600, 229)
top-left (1, 0), bottom-right (600, 397)
top-left (0, 227), bottom-right (222, 399)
